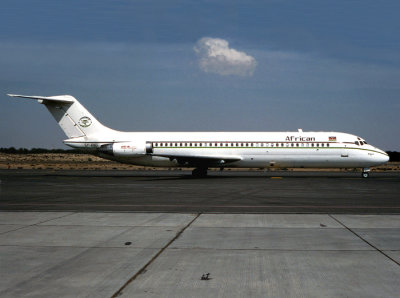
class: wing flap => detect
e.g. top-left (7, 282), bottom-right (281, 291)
top-left (152, 153), bottom-right (242, 167)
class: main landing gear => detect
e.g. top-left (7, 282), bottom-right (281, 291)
top-left (192, 167), bottom-right (208, 178)
top-left (361, 168), bottom-right (370, 178)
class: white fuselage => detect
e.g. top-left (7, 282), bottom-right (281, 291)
top-left (8, 93), bottom-right (388, 171)
top-left (65, 131), bottom-right (389, 169)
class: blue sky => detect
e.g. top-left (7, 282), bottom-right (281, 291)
top-left (1, 0), bottom-right (399, 150)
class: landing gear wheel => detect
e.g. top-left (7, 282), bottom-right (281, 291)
top-left (362, 172), bottom-right (369, 178)
top-left (192, 168), bottom-right (208, 177)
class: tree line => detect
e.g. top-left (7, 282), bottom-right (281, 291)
top-left (1, 147), bottom-right (399, 161)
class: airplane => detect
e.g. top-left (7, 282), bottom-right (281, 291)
top-left (8, 94), bottom-right (389, 178)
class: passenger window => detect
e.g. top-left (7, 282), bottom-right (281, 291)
top-left (311, 143), bottom-right (314, 147)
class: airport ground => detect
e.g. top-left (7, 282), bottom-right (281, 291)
top-left (1, 169), bottom-right (399, 213)
top-left (0, 212), bottom-right (399, 297)
top-left (1, 169), bottom-right (399, 297)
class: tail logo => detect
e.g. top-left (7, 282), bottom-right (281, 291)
top-left (78, 116), bottom-right (92, 127)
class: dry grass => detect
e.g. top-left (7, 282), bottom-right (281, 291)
top-left (0, 153), bottom-right (399, 172)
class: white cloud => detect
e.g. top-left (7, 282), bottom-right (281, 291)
top-left (194, 37), bottom-right (257, 76)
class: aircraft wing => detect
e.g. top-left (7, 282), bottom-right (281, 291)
top-left (152, 153), bottom-right (242, 167)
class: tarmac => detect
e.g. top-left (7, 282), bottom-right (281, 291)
top-left (0, 212), bottom-right (399, 297)
top-left (1, 170), bottom-right (400, 213)
top-left (1, 170), bottom-right (400, 297)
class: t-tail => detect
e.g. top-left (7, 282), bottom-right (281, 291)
top-left (7, 94), bottom-right (116, 147)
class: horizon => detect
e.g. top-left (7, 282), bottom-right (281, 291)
top-left (1, 1), bottom-right (399, 151)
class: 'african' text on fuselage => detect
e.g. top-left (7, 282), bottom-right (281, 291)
top-left (285, 136), bottom-right (316, 142)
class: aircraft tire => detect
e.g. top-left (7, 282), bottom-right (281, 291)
top-left (362, 172), bottom-right (369, 178)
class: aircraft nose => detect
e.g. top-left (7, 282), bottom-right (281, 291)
top-left (375, 149), bottom-right (389, 164)
top-left (381, 153), bottom-right (389, 163)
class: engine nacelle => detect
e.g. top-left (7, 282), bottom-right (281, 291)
top-left (100, 142), bottom-right (152, 157)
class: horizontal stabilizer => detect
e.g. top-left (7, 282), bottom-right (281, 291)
top-left (7, 94), bottom-right (75, 104)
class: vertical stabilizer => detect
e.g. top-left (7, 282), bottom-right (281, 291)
top-left (7, 94), bottom-right (114, 138)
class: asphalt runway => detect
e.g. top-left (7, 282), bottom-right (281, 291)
top-left (1, 170), bottom-right (399, 213)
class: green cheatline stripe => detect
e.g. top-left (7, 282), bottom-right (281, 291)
top-left (152, 146), bottom-right (387, 156)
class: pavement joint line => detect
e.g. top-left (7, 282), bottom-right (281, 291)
top-left (329, 214), bottom-right (400, 267)
top-left (0, 244), bottom-right (382, 252)
top-left (0, 225), bottom-right (28, 235)
top-left (110, 213), bottom-right (201, 298)
top-left (168, 247), bottom-right (377, 252)
top-left (0, 212), bottom-right (75, 235)
top-left (0, 244), bottom-right (162, 249)
top-left (3, 203), bottom-right (400, 209)
top-left (2, 209), bottom-right (400, 215)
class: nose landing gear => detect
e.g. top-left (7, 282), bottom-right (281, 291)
top-left (361, 168), bottom-right (370, 178)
